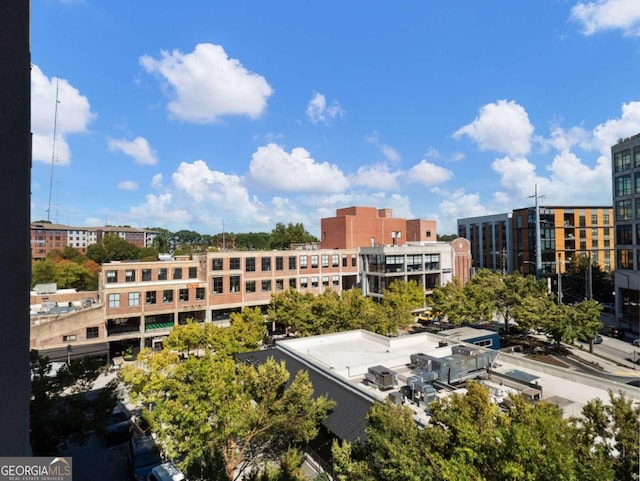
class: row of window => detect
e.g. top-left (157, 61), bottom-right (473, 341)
top-left (616, 224), bottom-right (640, 246)
top-left (616, 248), bottom-right (640, 270)
top-left (613, 147), bottom-right (640, 173)
top-left (212, 254), bottom-right (357, 272)
top-left (107, 266), bottom-right (198, 283)
top-left (614, 198), bottom-right (640, 221)
top-left (63, 326), bottom-right (99, 342)
top-left (107, 287), bottom-right (206, 308)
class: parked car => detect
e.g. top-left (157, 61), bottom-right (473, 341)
top-left (130, 435), bottom-right (162, 481)
top-left (104, 408), bottom-right (133, 446)
top-left (599, 325), bottom-right (625, 339)
top-left (633, 338), bottom-right (640, 347)
top-left (580, 335), bottom-right (602, 344)
top-left (147, 462), bottom-right (187, 481)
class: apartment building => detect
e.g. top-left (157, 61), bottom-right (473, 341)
top-left (30, 222), bottom-right (160, 260)
top-left (612, 133), bottom-right (640, 331)
top-left (457, 213), bottom-right (513, 273)
top-left (320, 206), bottom-right (436, 249)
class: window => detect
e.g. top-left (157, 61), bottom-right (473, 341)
top-left (614, 149), bottom-right (631, 172)
top-left (212, 276), bottom-right (223, 294)
top-left (635, 146), bottom-right (640, 168)
top-left (158, 268), bottom-right (167, 281)
top-left (245, 280), bottom-right (256, 293)
top-left (125, 269), bottom-right (136, 282)
top-left (616, 199), bottom-right (632, 221)
top-left (300, 256), bottom-right (307, 269)
top-left (603, 213), bottom-right (610, 225)
top-left (196, 287), bottom-right (205, 300)
top-left (146, 291), bottom-right (156, 305)
top-left (288, 256), bottom-right (297, 270)
top-left (261, 257), bottom-right (271, 271)
top-left (230, 257), bottom-right (240, 270)
top-left (342, 254), bottom-right (347, 267)
top-left (142, 269), bottom-right (152, 281)
top-left (86, 327), bottom-right (99, 339)
top-left (128, 292), bottom-right (140, 306)
top-left (311, 276), bottom-right (319, 287)
top-left (289, 278), bottom-right (297, 289)
top-left (276, 257), bottom-right (284, 271)
top-left (591, 214), bottom-right (598, 225)
top-left (63, 335), bottom-right (77, 342)
top-left (188, 267), bottom-right (197, 278)
top-left (108, 293), bottom-right (120, 308)
top-left (163, 290), bottom-right (173, 303)
top-left (617, 249), bottom-right (633, 269)
top-left (332, 275), bottom-right (339, 286)
top-left (474, 339), bottom-right (492, 348)
top-left (311, 255), bottom-right (319, 268)
top-left (275, 279), bottom-right (284, 291)
top-left (615, 175), bottom-right (632, 196)
top-left (173, 267), bottom-right (182, 280)
top-left (351, 255), bottom-right (357, 267)
top-left (332, 254), bottom-right (339, 267)
top-left (426, 230), bottom-right (431, 238)
top-left (321, 255), bottom-right (329, 268)
top-left (322, 276), bottom-right (329, 287)
top-left (617, 224), bottom-right (633, 245)
top-left (179, 288), bottom-right (189, 302)
top-left (246, 257), bottom-right (256, 272)
top-left (300, 277), bottom-right (308, 288)
top-left (262, 280), bottom-right (272, 292)
top-left (230, 275), bottom-right (240, 293)
top-left (106, 270), bottom-right (118, 283)
top-left (212, 258), bottom-right (223, 271)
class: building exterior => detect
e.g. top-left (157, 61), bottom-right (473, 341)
top-left (458, 213), bottom-right (513, 273)
top-left (359, 238), bottom-right (472, 300)
top-left (320, 206), bottom-right (436, 249)
top-left (612, 133), bottom-right (640, 332)
top-left (30, 222), bottom-right (160, 260)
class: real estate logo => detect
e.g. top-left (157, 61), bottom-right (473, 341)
top-left (0, 457), bottom-right (72, 481)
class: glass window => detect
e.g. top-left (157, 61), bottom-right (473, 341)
top-left (603, 213), bottom-right (610, 225)
top-left (615, 175), bottom-right (632, 196)
top-left (332, 275), bottom-right (339, 286)
top-left (311, 255), bottom-right (319, 268)
top-left (173, 267), bottom-right (182, 280)
top-left (188, 267), bottom-right (197, 278)
top-left (163, 290), bottom-right (173, 303)
top-left (289, 278), bottom-right (297, 289)
top-left (196, 287), bottom-right (205, 300)
top-left (245, 280), bottom-right (256, 293)
top-left (590, 214), bottom-right (597, 225)
top-left (128, 292), bottom-right (140, 306)
top-left (261, 257), bottom-right (271, 271)
top-left (614, 149), bottom-right (631, 172)
top-left (86, 327), bottom-right (99, 339)
top-left (230, 257), bottom-right (240, 270)
top-left (261, 280), bottom-right (272, 292)
top-left (321, 255), bottom-right (329, 268)
top-left (212, 276), bottom-right (223, 294)
top-left (179, 288), bottom-right (188, 302)
top-left (616, 199), bottom-right (632, 221)
top-left (322, 276), bottom-right (329, 287)
top-left (246, 257), bottom-right (256, 272)
top-left (617, 224), bottom-right (633, 244)
top-left (275, 256), bottom-right (283, 271)
top-left (275, 279), bottom-right (284, 290)
top-left (351, 255), bottom-right (357, 267)
top-left (332, 254), bottom-right (339, 267)
top-left (146, 291), bottom-right (156, 304)
top-left (342, 254), bottom-right (347, 267)
top-left (288, 256), bottom-right (297, 270)
top-left (212, 258), bottom-right (223, 271)
top-left (108, 293), bottom-right (120, 308)
top-left (106, 270), bottom-right (118, 283)
top-left (635, 146), bottom-right (640, 168)
top-left (300, 277), bottom-right (308, 288)
top-left (300, 256), bottom-right (307, 269)
top-left (230, 275), bottom-right (240, 293)
top-left (311, 276), bottom-right (319, 287)
top-left (142, 269), bottom-right (152, 281)
top-left (157, 268), bottom-right (167, 281)
top-left (125, 269), bottom-right (136, 282)
top-left (617, 249), bottom-right (633, 269)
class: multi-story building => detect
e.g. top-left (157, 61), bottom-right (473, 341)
top-left (320, 206), bottom-right (436, 249)
top-left (612, 133), bottom-right (640, 332)
top-left (30, 222), bottom-right (160, 260)
top-left (457, 213), bottom-right (513, 273)
top-left (359, 238), bottom-right (472, 300)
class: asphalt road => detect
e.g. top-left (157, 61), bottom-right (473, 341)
top-left (59, 433), bottom-right (131, 481)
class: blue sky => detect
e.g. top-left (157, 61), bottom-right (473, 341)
top-left (30, 1), bottom-right (640, 237)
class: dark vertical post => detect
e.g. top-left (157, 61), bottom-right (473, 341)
top-left (0, 0), bottom-right (32, 455)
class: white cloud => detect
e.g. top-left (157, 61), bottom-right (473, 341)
top-left (151, 173), bottom-right (163, 189)
top-left (544, 124), bottom-right (590, 152)
top-left (406, 160), bottom-right (454, 186)
top-left (248, 143), bottom-right (349, 193)
top-left (591, 101), bottom-right (640, 154)
top-left (351, 164), bottom-right (401, 190)
top-left (366, 131), bottom-right (400, 163)
top-left (31, 65), bottom-right (95, 165)
top-left (571, 0), bottom-right (640, 36)
top-left (107, 136), bottom-right (158, 165)
top-left (453, 99), bottom-right (534, 157)
top-left (140, 43), bottom-right (273, 123)
top-left (306, 92), bottom-right (344, 124)
top-left (117, 181), bottom-right (138, 191)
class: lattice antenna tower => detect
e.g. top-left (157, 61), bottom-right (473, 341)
top-left (46, 78), bottom-right (60, 222)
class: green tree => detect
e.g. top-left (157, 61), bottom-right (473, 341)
top-left (269, 223), bottom-right (317, 250)
top-left (54, 260), bottom-right (93, 290)
top-left (30, 351), bottom-right (117, 455)
top-left (121, 354), bottom-right (334, 481)
top-left (379, 279), bottom-right (424, 334)
top-left (430, 277), bottom-right (474, 325)
top-left (31, 259), bottom-right (57, 287)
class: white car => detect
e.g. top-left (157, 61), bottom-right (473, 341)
top-left (633, 339), bottom-right (640, 347)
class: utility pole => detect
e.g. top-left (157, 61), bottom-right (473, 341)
top-left (529, 185), bottom-right (545, 279)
